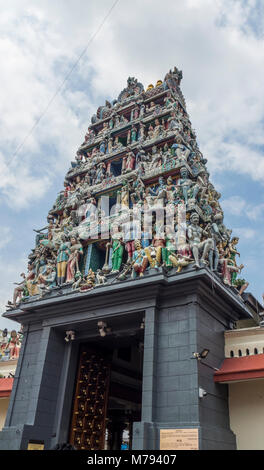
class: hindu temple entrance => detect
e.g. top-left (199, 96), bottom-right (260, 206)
top-left (69, 333), bottom-right (144, 450)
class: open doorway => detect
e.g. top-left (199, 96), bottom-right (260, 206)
top-left (69, 329), bottom-right (144, 450)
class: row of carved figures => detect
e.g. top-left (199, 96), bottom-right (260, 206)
top-left (54, 160), bottom-right (217, 224)
top-left (7, 211), bottom-right (247, 309)
top-left (83, 95), bottom-right (190, 147)
top-left (88, 67), bottom-right (184, 126)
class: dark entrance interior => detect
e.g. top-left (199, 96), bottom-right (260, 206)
top-left (69, 325), bottom-right (144, 450)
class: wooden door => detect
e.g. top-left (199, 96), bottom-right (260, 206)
top-left (69, 345), bottom-right (111, 450)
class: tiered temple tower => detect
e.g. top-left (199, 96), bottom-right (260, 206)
top-left (0, 67), bottom-right (253, 450)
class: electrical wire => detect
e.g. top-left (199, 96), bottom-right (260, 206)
top-left (7, 0), bottom-right (120, 169)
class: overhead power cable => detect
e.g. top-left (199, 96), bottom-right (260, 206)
top-left (7, 0), bottom-right (120, 168)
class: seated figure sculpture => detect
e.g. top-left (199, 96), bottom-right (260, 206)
top-left (187, 213), bottom-right (214, 269)
top-left (177, 167), bottom-right (200, 205)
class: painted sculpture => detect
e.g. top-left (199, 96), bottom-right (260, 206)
top-left (7, 66), bottom-right (249, 309)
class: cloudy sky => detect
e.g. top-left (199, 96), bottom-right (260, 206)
top-left (0, 0), bottom-right (264, 330)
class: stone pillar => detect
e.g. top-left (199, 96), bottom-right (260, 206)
top-left (133, 281), bottom-right (238, 450)
top-left (132, 306), bottom-right (158, 450)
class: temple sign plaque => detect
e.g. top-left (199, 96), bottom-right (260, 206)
top-left (160, 428), bottom-right (199, 450)
top-left (27, 440), bottom-right (45, 450)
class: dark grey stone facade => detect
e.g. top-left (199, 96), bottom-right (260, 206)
top-left (0, 267), bottom-right (252, 450)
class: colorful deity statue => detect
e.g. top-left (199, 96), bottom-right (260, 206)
top-left (131, 125), bottom-right (137, 143)
top-left (109, 224), bottom-right (124, 273)
top-left (38, 264), bottom-right (57, 297)
top-left (187, 213), bottom-right (214, 269)
top-left (147, 226), bottom-right (166, 268)
top-left (162, 227), bottom-right (177, 268)
top-left (123, 218), bottom-right (141, 262)
top-left (177, 167), bottom-right (199, 204)
top-left (118, 180), bottom-right (132, 208)
top-left (8, 67), bottom-right (248, 313)
top-left (66, 237), bottom-right (84, 283)
top-left (147, 124), bottom-right (154, 140)
top-left (6, 330), bottom-right (21, 359)
top-left (12, 273), bottom-right (27, 307)
top-left (168, 112), bottom-right (182, 133)
top-left (208, 223), bottom-right (222, 271)
top-left (166, 176), bottom-right (176, 203)
top-left (56, 235), bottom-right (71, 285)
top-left (147, 176), bottom-right (167, 208)
top-left (131, 240), bottom-right (149, 278)
top-left (130, 176), bottom-right (145, 205)
top-left (138, 122), bottom-right (145, 141)
top-left (122, 151), bottom-right (136, 174)
top-left (153, 118), bottom-right (163, 139)
top-left (171, 136), bottom-right (191, 162)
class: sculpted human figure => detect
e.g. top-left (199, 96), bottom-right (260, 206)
top-left (109, 224), bottom-right (124, 273)
top-left (218, 242), bottom-right (243, 286)
top-left (109, 116), bottom-right (114, 130)
top-left (139, 103), bottom-right (145, 117)
top-left (161, 226), bottom-right (177, 268)
top-left (147, 124), bottom-right (154, 140)
top-left (171, 137), bottom-right (191, 162)
top-left (113, 136), bottom-right (123, 150)
top-left (66, 237), bottom-right (84, 283)
top-left (33, 217), bottom-right (54, 246)
top-left (187, 213), bottom-right (214, 268)
top-left (153, 118), bottom-right (162, 139)
top-left (152, 146), bottom-right (166, 168)
top-left (56, 234), bottom-right (71, 285)
top-left (131, 125), bottom-right (137, 143)
top-left (227, 237), bottom-right (241, 285)
top-left (176, 167), bottom-right (194, 204)
top-left (168, 112), bottom-right (182, 134)
top-left (148, 101), bottom-right (156, 114)
top-left (12, 273), bottom-right (27, 307)
top-left (147, 176), bottom-right (167, 206)
top-left (38, 265), bottom-right (57, 297)
top-left (208, 223), bottom-right (222, 271)
top-left (131, 239), bottom-right (149, 278)
top-left (95, 162), bottom-right (106, 184)
top-left (84, 127), bottom-right (95, 143)
top-left (98, 122), bottom-right (109, 137)
top-left (99, 140), bottom-right (106, 154)
top-left (118, 180), bottom-right (131, 208)
top-left (138, 122), bottom-right (145, 141)
top-left (166, 176), bottom-right (176, 202)
top-left (144, 221), bottom-right (165, 270)
top-left (130, 105), bottom-right (139, 121)
top-left (123, 217), bottom-right (140, 262)
top-left (135, 147), bottom-right (148, 169)
top-left (126, 129), bottom-right (131, 145)
top-left (21, 263), bottom-right (34, 298)
top-left (131, 177), bottom-right (145, 205)
top-left (164, 92), bottom-right (178, 110)
top-left (122, 151), bottom-right (135, 174)
top-left (7, 331), bottom-right (21, 359)
top-left (108, 137), bottom-right (113, 154)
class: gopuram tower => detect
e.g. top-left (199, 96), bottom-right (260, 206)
top-left (0, 67), bottom-right (254, 450)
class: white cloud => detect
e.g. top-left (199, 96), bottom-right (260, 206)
top-left (0, 0), bottom-right (263, 210)
top-left (0, 227), bottom-right (12, 250)
top-left (0, 0), bottom-right (264, 324)
top-left (221, 196), bottom-right (247, 216)
top-left (233, 227), bottom-right (256, 240)
top-left (222, 196), bottom-right (264, 222)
